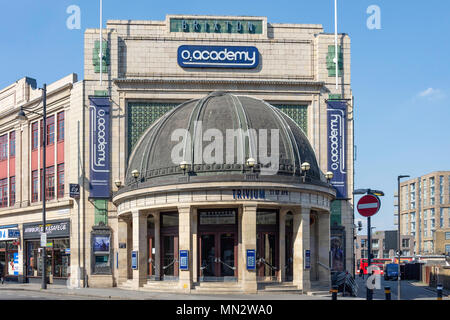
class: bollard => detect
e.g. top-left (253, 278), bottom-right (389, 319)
top-left (437, 284), bottom-right (443, 300)
top-left (331, 285), bottom-right (338, 300)
top-left (384, 286), bottom-right (391, 300)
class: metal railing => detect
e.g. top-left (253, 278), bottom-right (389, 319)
top-left (162, 259), bottom-right (178, 270)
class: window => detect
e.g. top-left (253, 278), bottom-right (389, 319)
top-left (431, 218), bottom-right (435, 229)
top-left (402, 239), bottom-right (410, 248)
top-left (42, 166), bottom-right (55, 200)
top-left (423, 180), bottom-right (428, 206)
top-left (440, 176), bottom-right (444, 204)
top-left (57, 112), bottom-right (64, 142)
top-left (445, 232), bottom-right (450, 240)
top-left (57, 164), bottom-right (64, 198)
top-left (9, 176), bottom-right (15, 207)
top-left (403, 250), bottom-right (410, 256)
top-left (32, 122), bottom-right (39, 150)
top-left (0, 135), bottom-right (7, 161)
top-left (361, 239), bottom-right (366, 248)
top-left (9, 131), bottom-right (15, 157)
top-left (372, 239), bottom-right (379, 249)
top-left (372, 250), bottom-right (379, 258)
top-left (0, 178), bottom-right (7, 207)
top-left (46, 115), bottom-right (55, 146)
top-left (32, 170), bottom-right (39, 202)
top-left (446, 245), bottom-right (450, 255)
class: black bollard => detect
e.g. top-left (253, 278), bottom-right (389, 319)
top-left (384, 286), bottom-right (391, 300)
top-left (331, 285), bottom-right (338, 300)
top-left (437, 284), bottom-right (443, 301)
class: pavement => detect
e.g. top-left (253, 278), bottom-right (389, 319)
top-left (0, 279), bottom-right (447, 300)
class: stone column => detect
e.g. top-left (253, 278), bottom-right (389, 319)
top-left (154, 212), bottom-right (161, 279)
top-left (117, 217), bottom-right (129, 285)
top-left (278, 209), bottom-right (287, 282)
top-left (178, 206), bottom-right (193, 292)
top-left (293, 206), bottom-right (311, 291)
top-left (318, 211), bottom-right (331, 286)
top-left (132, 210), bottom-right (147, 288)
top-left (191, 208), bottom-right (198, 283)
top-left (240, 204), bottom-right (257, 293)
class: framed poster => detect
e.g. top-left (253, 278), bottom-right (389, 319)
top-left (179, 250), bottom-right (189, 271)
top-left (93, 235), bottom-right (110, 252)
top-left (246, 249), bottom-right (256, 270)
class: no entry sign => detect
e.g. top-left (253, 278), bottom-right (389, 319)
top-left (357, 194), bottom-right (381, 217)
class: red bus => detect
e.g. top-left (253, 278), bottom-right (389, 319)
top-left (357, 258), bottom-right (392, 275)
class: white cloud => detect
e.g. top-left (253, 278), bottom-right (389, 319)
top-left (417, 87), bottom-right (446, 101)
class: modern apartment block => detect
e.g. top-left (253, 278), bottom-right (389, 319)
top-left (400, 172), bottom-right (450, 255)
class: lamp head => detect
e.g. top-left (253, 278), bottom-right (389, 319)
top-left (246, 157), bottom-right (256, 168)
top-left (114, 180), bottom-right (122, 188)
top-left (131, 169), bottom-right (140, 179)
top-left (179, 161), bottom-right (188, 171)
top-left (16, 108), bottom-right (28, 121)
top-left (325, 171), bottom-right (334, 181)
top-left (301, 162), bottom-right (311, 172)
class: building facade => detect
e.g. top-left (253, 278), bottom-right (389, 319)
top-left (355, 231), bottom-right (415, 270)
top-left (0, 74), bottom-right (82, 284)
top-left (400, 172), bottom-right (450, 255)
top-left (0, 14), bottom-right (354, 292)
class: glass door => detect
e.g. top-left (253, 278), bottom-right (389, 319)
top-left (257, 232), bottom-right (277, 280)
top-left (161, 235), bottom-right (178, 280)
top-left (200, 234), bottom-right (216, 279)
top-left (219, 233), bottom-right (236, 278)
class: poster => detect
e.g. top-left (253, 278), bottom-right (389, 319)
top-left (93, 235), bottom-right (110, 252)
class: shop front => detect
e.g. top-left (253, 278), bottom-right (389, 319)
top-left (0, 225), bottom-right (20, 282)
top-left (23, 219), bottom-right (71, 285)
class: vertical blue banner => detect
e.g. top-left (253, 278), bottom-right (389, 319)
top-left (89, 97), bottom-right (111, 198)
top-left (131, 251), bottom-right (138, 270)
top-left (327, 100), bottom-right (347, 199)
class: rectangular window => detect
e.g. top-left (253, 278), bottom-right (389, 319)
top-left (57, 164), bottom-right (64, 198)
top-left (46, 115), bottom-right (55, 146)
top-left (32, 170), bottom-right (39, 202)
top-left (9, 131), bottom-right (15, 157)
top-left (32, 122), bottom-right (39, 150)
top-left (0, 135), bottom-right (7, 161)
top-left (42, 166), bottom-right (55, 200)
top-left (445, 232), bottom-right (450, 240)
top-left (9, 176), bottom-right (15, 207)
top-left (440, 176), bottom-right (444, 204)
top-left (446, 245), bottom-right (450, 255)
top-left (0, 178), bottom-right (7, 207)
top-left (402, 238), bottom-right (410, 248)
top-left (57, 112), bottom-right (64, 142)
top-left (423, 180), bottom-right (427, 206)
top-left (372, 239), bottom-right (379, 249)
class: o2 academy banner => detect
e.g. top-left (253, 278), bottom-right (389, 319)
top-left (327, 100), bottom-right (347, 199)
top-left (89, 97), bottom-right (111, 198)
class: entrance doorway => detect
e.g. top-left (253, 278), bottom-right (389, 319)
top-left (285, 212), bottom-right (294, 281)
top-left (198, 209), bottom-right (238, 282)
top-left (256, 209), bottom-right (279, 282)
top-left (199, 232), bottom-right (237, 281)
top-left (160, 212), bottom-right (179, 281)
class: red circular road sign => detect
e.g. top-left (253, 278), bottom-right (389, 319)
top-left (357, 195), bottom-right (381, 217)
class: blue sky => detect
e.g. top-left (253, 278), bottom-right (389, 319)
top-left (1, 1), bottom-right (449, 232)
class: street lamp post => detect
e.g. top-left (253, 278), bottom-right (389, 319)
top-left (397, 175), bottom-right (410, 300)
top-left (17, 84), bottom-right (47, 289)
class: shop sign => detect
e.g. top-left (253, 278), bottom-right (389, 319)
top-left (179, 250), bottom-right (189, 271)
top-left (0, 228), bottom-right (20, 241)
top-left (89, 97), bottom-right (111, 199)
top-left (13, 252), bottom-right (19, 275)
top-left (327, 100), bottom-right (347, 199)
top-left (70, 184), bottom-right (80, 199)
top-left (178, 45), bottom-right (259, 69)
top-left (23, 220), bottom-right (70, 239)
top-left (170, 18), bottom-right (263, 34)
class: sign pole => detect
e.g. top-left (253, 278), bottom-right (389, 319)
top-left (367, 215), bottom-right (372, 300)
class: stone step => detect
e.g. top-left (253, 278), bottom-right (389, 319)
top-left (193, 282), bottom-right (243, 294)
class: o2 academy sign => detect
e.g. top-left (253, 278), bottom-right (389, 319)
top-left (178, 45), bottom-right (260, 69)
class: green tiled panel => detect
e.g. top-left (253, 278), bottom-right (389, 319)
top-left (94, 199), bottom-right (108, 225)
top-left (274, 105), bottom-right (308, 135)
top-left (326, 45), bottom-right (344, 77)
top-left (93, 40), bottom-right (110, 74)
top-left (330, 200), bottom-right (342, 227)
top-left (127, 102), bottom-right (177, 156)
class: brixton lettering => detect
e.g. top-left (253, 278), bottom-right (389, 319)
top-left (178, 45), bottom-right (259, 69)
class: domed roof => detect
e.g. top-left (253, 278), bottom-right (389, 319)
top-left (124, 92), bottom-right (326, 189)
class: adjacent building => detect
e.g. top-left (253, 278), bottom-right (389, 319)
top-left (0, 14), bottom-right (354, 293)
top-left (400, 172), bottom-right (450, 255)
